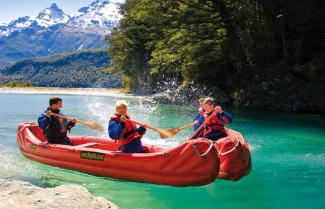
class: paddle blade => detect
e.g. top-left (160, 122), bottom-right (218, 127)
top-left (83, 121), bottom-right (104, 132)
top-left (165, 123), bottom-right (193, 136)
top-left (166, 128), bottom-right (181, 135)
top-left (158, 129), bottom-right (174, 139)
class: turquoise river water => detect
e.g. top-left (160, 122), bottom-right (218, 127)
top-left (0, 93), bottom-right (324, 209)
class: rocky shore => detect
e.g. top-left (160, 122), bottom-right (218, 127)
top-left (0, 179), bottom-right (119, 209)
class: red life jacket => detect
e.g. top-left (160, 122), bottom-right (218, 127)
top-left (110, 114), bottom-right (141, 147)
top-left (203, 112), bottom-right (226, 136)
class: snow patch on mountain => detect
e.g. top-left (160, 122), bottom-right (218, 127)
top-left (68, 0), bottom-right (122, 30)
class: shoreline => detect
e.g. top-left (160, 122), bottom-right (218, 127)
top-left (0, 87), bottom-right (125, 97)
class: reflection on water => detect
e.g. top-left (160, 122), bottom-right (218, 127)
top-left (0, 93), bottom-right (325, 209)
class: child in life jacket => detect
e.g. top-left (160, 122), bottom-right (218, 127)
top-left (108, 100), bottom-right (147, 153)
top-left (202, 97), bottom-right (232, 141)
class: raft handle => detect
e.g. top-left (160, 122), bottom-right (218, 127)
top-left (193, 141), bottom-right (214, 159)
top-left (217, 137), bottom-right (240, 156)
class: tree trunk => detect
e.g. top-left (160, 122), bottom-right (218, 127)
top-left (212, 0), bottom-right (249, 70)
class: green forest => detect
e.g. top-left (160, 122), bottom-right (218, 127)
top-left (0, 49), bottom-right (122, 88)
top-left (106, 0), bottom-right (325, 112)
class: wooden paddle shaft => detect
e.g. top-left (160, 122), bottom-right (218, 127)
top-left (51, 113), bottom-right (93, 126)
top-left (178, 123), bottom-right (194, 130)
top-left (51, 112), bottom-right (104, 132)
top-left (129, 120), bottom-right (192, 133)
top-left (51, 113), bottom-right (76, 122)
top-left (128, 119), bottom-right (158, 132)
top-left (188, 109), bottom-right (217, 140)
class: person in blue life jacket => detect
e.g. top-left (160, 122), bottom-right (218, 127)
top-left (192, 97), bottom-right (206, 139)
top-left (108, 100), bottom-right (147, 153)
top-left (38, 96), bottom-right (77, 145)
top-left (201, 97), bottom-right (232, 141)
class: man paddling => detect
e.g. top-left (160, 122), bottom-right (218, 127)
top-left (38, 96), bottom-right (76, 145)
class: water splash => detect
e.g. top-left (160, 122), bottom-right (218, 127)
top-left (142, 79), bottom-right (228, 105)
top-left (0, 144), bottom-right (40, 179)
top-left (86, 97), bottom-right (184, 147)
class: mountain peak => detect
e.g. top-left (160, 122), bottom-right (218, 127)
top-left (35, 3), bottom-right (69, 27)
top-left (78, 0), bottom-right (109, 14)
top-left (89, 0), bottom-right (124, 7)
top-left (50, 3), bottom-right (60, 10)
top-left (90, 0), bottom-right (109, 7)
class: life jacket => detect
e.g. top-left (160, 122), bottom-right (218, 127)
top-left (43, 109), bottom-right (67, 140)
top-left (110, 114), bottom-right (141, 147)
top-left (203, 112), bottom-right (226, 136)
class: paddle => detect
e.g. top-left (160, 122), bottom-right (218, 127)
top-left (51, 113), bottom-right (104, 132)
top-left (165, 123), bottom-right (194, 136)
top-left (187, 108), bottom-right (218, 140)
top-left (128, 119), bottom-right (176, 139)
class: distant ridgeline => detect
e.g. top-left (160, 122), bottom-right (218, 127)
top-left (0, 49), bottom-right (121, 88)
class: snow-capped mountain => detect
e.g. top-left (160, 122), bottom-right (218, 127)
top-left (0, 0), bottom-right (123, 62)
top-left (0, 3), bottom-right (71, 36)
top-left (69, 0), bottom-right (122, 30)
top-left (0, 16), bottom-right (34, 36)
top-left (35, 3), bottom-right (70, 28)
top-left (0, 0), bottom-right (121, 37)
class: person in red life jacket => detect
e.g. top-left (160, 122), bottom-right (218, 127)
top-left (192, 98), bottom-right (205, 139)
top-left (202, 97), bottom-right (232, 141)
top-left (108, 100), bottom-right (147, 153)
top-left (38, 96), bottom-right (77, 145)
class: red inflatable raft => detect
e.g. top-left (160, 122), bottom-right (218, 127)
top-left (190, 129), bottom-right (252, 181)
top-left (215, 129), bottom-right (252, 181)
top-left (17, 123), bottom-right (220, 187)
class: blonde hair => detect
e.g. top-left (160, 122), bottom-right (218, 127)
top-left (116, 100), bottom-right (128, 109)
top-left (199, 97), bottom-right (205, 105)
top-left (202, 97), bottom-right (215, 105)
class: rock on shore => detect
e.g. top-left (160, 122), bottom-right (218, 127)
top-left (0, 179), bottom-right (119, 209)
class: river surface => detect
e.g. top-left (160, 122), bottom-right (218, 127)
top-left (0, 93), bottom-right (324, 209)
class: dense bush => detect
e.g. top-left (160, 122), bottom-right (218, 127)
top-left (107, 0), bottom-right (325, 112)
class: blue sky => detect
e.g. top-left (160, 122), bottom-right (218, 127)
top-left (0, 0), bottom-right (96, 24)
